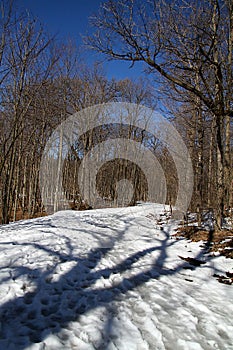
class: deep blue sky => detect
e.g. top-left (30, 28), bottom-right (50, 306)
top-left (17, 0), bottom-right (145, 80)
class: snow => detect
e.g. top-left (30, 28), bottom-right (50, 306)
top-left (0, 204), bottom-right (232, 350)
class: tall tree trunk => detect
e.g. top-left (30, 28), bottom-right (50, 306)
top-left (207, 119), bottom-right (215, 208)
top-left (215, 115), bottom-right (224, 229)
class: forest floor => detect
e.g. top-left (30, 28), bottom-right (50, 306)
top-left (174, 225), bottom-right (233, 285)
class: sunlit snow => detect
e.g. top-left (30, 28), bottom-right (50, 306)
top-left (0, 204), bottom-right (232, 350)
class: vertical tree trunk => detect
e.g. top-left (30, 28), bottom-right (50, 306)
top-left (22, 155), bottom-right (28, 214)
top-left (215, 115), bottom-right (224, 229)
top-left (207, 119), bottom-right (215, 208)
top-left (224, 114), bottom-right (231, 210)
top-left (54, 124), bottom-right (64, 213)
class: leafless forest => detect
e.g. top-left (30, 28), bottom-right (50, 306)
top-left (0, 0), bottom-right (232, 229)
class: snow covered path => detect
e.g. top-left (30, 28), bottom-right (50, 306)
top-left (0, 204), bottom-right (232, 350)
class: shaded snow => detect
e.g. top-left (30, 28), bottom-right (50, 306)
top-left (0, 204), bottom-right (232, 350)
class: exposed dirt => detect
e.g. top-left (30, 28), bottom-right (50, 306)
top-left (174, 225), bottom-right (233, 257)
top-left (213, 272), bottom-right (233, 285)
top-left (174, 225), bottom-right (233, 285)
top-left (178, 255), bottom-right (206, 266)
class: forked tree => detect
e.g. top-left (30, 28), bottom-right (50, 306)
top-left (87, 0), bottom-right (233, 228)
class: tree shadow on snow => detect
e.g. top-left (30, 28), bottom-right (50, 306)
top-left (0, 218), bottom-right (217, 349)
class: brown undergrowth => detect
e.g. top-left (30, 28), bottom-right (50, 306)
top-left (0, 201), bottom-right (93, 224)
top-left (174, 225), bottom-right (233, 285)
top-left (0, 209), bottom-right (47, 223)
top-left (174, 225), bottom-right (233, 258)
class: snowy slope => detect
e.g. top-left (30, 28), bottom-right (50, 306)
top-left (0, 204), bottom-right (232, 350)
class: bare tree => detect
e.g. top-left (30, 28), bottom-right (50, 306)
top-left (87, 0), bottom-right (233, 228)
top-left (0, 2), bottom-right (59, 223)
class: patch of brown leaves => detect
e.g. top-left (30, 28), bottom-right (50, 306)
top-left (174, 226), bottom-right (233, 259)
top-left (178, 255), bottom-right (206, 266)
top-left (213, 272), bottom-right (233, 285)
top-left (174, 225), bottom-right (233, 285)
